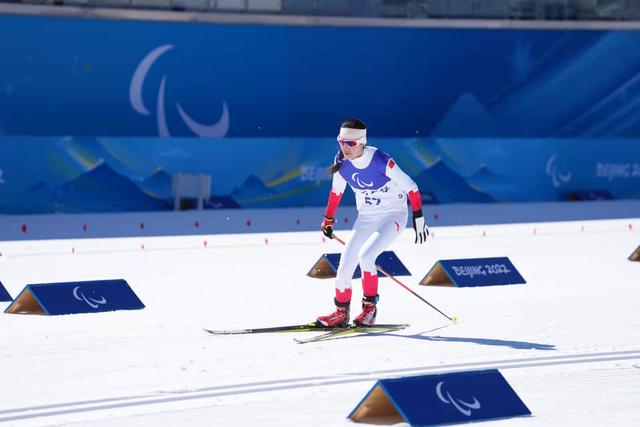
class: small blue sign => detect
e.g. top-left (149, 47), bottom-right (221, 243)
top-left (349, 369), bottom-right (531, 426)
top-left (0, 281), bottom-right (12, 302)
top-left (5, 279), bottom-right (144, 315)
top-left (420, 257), bottom-right (525, 287)
top-left (307, 251), bottom-right (411, 279)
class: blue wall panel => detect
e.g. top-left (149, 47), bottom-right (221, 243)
top-left (2, 15), bottom-right (640, 138)
top-left (2, 15), bottom-right (640, 213)
top-left (0, 137), bottom-right (638, 213)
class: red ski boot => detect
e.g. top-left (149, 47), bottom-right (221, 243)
top-left (353, 295), bottom-right (378, 327)
top-left (316, 299), bottom-right (350, 327)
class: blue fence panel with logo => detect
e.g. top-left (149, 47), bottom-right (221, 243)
top-left (0, 136), bottom-right (638, 214)
top-left (5, 279), bottom-right (145, 315)
top-left (2, 15), bottom-right (640, 139)
top-left (443, 257), bottom-right (526, 287)
top-left (349, 369), bottom-right (530, 425)
top-left (421, 257), bottom-right (526, 287)
top-left (2, 15), bottom-right (640, 214)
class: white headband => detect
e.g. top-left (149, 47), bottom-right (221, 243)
top-left (337, 127), bottom-right (367, 145)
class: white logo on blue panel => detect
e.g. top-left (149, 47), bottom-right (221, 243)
top-left (129, 45), bottom-right (229, 138)
top-left (546, 154), bottom-right (572, 188)
top-left (436, 381), bottom-right (482, 416)
top-left (73, 286), bottom-right (107, 309)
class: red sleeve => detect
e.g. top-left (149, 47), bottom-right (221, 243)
top-left (407, 190), bottom-right (422, 213)
top-left (324, 191), bottom-right (343, 218)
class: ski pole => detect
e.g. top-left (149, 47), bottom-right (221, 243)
top-left (332, 233), bottom-right (458, 323)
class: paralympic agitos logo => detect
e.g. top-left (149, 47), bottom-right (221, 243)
top-left (546, 154), bottom-right (572, 188)
top-left (436, 381), bottom-right (482, 416)
top-left (73, 286), bottom-right (107, 309)
top-left (129, 45), bottom-right (230, 138)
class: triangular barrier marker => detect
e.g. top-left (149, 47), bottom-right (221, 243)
top-left (307, 251), bottom-right (411, 279)
top-left (420, 257), bottom-right (525, 287)
top-left (306, 254), bottom-right (340, 279)
top-left (350, 384), bottom-right (404, 424)
top-left (0, 281), bottom-right (13, 302)
top-left (419, 262), bottom-right (454, 287)
top-left (349, 370), bottom-right (531, 426)
top-left (629, 245), bottom-right (640, 262)
top-left (5, 287), bottom-right (44, 314)
top-left (5, 279), bottom-right (144, 316)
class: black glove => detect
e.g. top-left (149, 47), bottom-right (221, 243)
top-left (321, 215), bottom-right (335, 238)
top-left (412, 210), bottom-right (429, 244)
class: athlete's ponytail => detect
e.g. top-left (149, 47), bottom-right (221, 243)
top-left (328, 150), bottom-right (345, 174)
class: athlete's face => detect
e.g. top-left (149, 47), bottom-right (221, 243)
top-left (338, 140), bottom-right (365, 160)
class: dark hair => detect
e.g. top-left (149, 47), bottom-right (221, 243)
top-left (341, 118), bottom-right (366, 130)
top-left (328, 118), bottom-right (366, 174)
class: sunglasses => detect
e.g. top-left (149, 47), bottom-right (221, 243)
top-left (337, 139), bottom-right (359, 147)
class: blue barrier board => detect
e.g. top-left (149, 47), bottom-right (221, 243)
top-left (307, 251), bottom-right (411, 279)
top-left (0, 281), bottom-right (12, 302)
top-left (420, 257), bottom-right (525, 287)
top-left (5, 279), bottom-right (145, 315)
top-left (349, 369), bottom-right (530, 425)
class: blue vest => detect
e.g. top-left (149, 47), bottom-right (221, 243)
top-left (339, 149), bottom-right (391, 191)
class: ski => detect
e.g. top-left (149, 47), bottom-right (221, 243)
top-left (204, 323), bottom-right (408, 336)
top-left (294, 324), bottom-right (409, 344)
top-left (204, 323), bottom-right (324, 335)
top-left (293, 327), bottom-right (353, 344)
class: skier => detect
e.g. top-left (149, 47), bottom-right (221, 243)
top-left (317, 118), bottom-right (429, 327)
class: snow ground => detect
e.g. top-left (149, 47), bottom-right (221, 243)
top-left (1, 217), bottom-right (639, 426)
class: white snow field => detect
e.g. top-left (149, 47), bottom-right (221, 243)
top-left (1, 216), bottom-right (639, 426)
